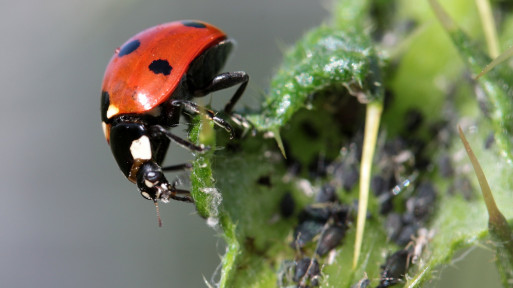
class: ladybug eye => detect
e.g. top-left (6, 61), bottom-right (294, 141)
top-left (136, 161), bottom-right (166, 199)
top-left (145, 170), bottom-right (163, 184)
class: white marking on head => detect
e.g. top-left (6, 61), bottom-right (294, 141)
top-left (141, 191), bottom-right (151, 200)
top-left (106, 105), bottom-right (119, 119)
top-left (130, 135), bottom-right (152, 160)
top-left (154, 186), bottom-right (163, 199)
top-left (145, 179), bottom-right (155, 188)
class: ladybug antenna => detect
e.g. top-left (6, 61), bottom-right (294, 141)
top-left (154, 200), bottom-right (162, 227)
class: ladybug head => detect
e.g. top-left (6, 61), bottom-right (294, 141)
top-left (108, 121), bottom-right (176, 203)
top-left (108, 121), bottom-right (194, 226)
top-left (136, 160), bottom-right (174, 227)
top-left (136, 161), bottom-right (171, 202)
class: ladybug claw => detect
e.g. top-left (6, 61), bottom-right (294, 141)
top-left (171, 100), bottom-right (182, 107)
top-left (199, 145), bottom-right (211, 153)
top-left (220, 121), bottom-right (235, 139)
top-left (229, 112), bottom-right (255, 138)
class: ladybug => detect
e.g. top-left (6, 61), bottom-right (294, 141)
top-left (101, 20), bottom-right (248, 209)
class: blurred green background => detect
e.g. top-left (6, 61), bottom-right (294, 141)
top-left (0, 0), bottom-right (503, 287)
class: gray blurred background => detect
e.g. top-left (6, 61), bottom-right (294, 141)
top-left (0, 0), bottom-right (501, 287)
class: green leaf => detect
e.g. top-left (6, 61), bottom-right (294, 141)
top-left (458, 126), bottom-right (513, 287)
top-left (247, 24), bottom-right (384, 132)
top-left (429, 0), bottom-right (513, 164)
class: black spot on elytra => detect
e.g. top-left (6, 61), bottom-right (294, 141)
top-left (101, 91), bottom-right (110, 122)
top-left (118, 39), bottom-right (140, 57)
top-left (182, 21), bottom-right (206, 28)
top-left (149, 59), bottom-right (172, 75)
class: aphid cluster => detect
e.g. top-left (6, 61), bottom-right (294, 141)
top-left (370, 109), bottom-right (443, 286)
top-left (291, 186), bottom-right (351, 256)
top-left (276, 106), bottom-right (449, 287)
top-left (376, 249), bottom-right (410, 288)
top-left (278, 185), bottom-right (352, 287)
top-left (276, 123), bottom-right (364, 287)
top-left (382, 182), bottom-right (436, 246)
top-left (278, 258), bottom-right (321, 288)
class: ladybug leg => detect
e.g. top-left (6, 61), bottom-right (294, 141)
top-left (161, 163), bottom-right (192, 172)
top-left (227, 112), bottom-right (254, 137)
top-left (167, 187), bottom-right (194, 202)
top-left (171, 99), bottom-right (235, 138)
top-left (150, 125), bottom-right (210, 152)
top-left (193, 71), bottom-right (249, 114)
top-left (162, 180), bottom-right (193, 202)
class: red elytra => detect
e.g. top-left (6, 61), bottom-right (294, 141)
top-left (101, 20), bottom-right (227, 119)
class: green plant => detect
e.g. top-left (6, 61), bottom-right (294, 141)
top-left (189, 0), bottom-right (513, 287)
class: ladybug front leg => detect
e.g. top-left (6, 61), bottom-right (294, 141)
top-left (150, 125), bottom-right (210, 152)
top-left (171, 99), bottom-right (235, 138)
top-left (161, 163), bottom-right (192, 172)
top-left (165, 182), bottom-right (194, 202)
top-left (193, 71), bottom-right (249, 113)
